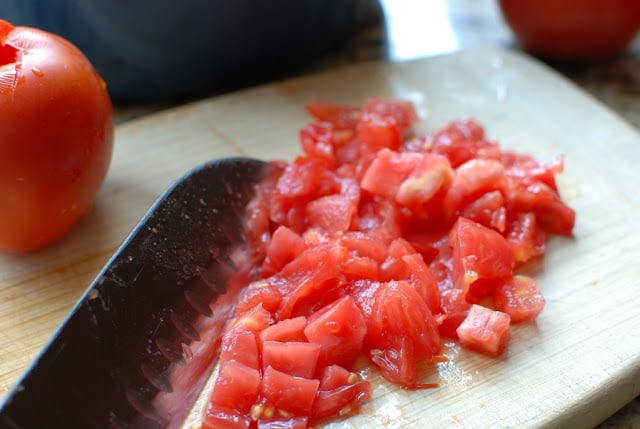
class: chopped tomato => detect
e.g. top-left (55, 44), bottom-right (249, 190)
top-left (360, 280), bottom-right (441, 387)
top-left (505, 212), bottom-right (547, 265)
top-left (203, 98), bottom-right (575, 427)
top-left (261, 226), bottom-right (307, 278)
top-left (260, 366), bottom-right (320, 416)
top-left (495, 275), bottom-right (545, 323)
top-left (438, 286), bottom-right (471, 339)
top-left (362, 97), bottom-right (418, 130)
top-left (450, 217), bottom-right (515, 302)
top-left (305, 100), bottom-right (361, 129)
top-left (457, 304), bottom-right (511, 357)
top-left (311, 377), bottom-right (372, 423)
top-left (425, 119), bottom-right (501, 168)
top-left (209, 360), bottom-right (261, 412)
top-left (220, 329), bottom-right (259, 370)
top-left (262, 341), bottom-right (321, 379)
top-left (304, 295), bottom-right (367, 368)
top-left (259, 316), bottom-right (308, 344)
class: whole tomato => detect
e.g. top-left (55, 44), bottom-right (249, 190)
top-left (499, 0), bottom-right (640, 62)
top-left (0, 19), bottom-right (114, 253)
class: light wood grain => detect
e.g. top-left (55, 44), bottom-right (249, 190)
top-left (1, 47), bottom-right (640, 428)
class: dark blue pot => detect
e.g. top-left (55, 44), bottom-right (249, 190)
top-left (1, 1), bottom-right (378, 100)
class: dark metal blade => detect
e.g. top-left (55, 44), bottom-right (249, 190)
top-left (0, 157), bottom-right (267, 429)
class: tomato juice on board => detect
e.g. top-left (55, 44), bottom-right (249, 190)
top-left (197, 98), bottom-right (575, 428)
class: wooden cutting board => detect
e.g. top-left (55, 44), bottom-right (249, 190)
top-left (1, 47), bottom-right (639, 428)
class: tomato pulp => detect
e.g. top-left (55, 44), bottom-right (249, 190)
top-left (202, 99), bottom-right (575, 428)
top-left (0, 19), bottom-right (114, 253)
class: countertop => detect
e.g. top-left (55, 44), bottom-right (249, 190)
top-left (111, 1), bottom-right (640, 427)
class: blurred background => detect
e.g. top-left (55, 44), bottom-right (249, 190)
top-left (2, 0), bottom-right (639, 129)
top-left (1, 0), bottom-right (638, 425)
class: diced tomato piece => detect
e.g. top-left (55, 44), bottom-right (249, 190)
top-left (318, 365), bottom-right (356, 390)
top-left (304, 295), bottom-right (367, 368)
top-left (495, 275), bottom-right (545, 323)
top-left (360, 149), bottom-right (420, 201)
top-left (362, 97), bottom-right (418, 130)
top-left (426, 119), bottom-right (501, 167)
top-left (357, 112), bottom-right (402, 154)
top-left (379, 237), bottom-right (416, 280)
top-left (340, 255), bottom-right (379, 280)
top-left (305, 178), bottom-right (360, 235)
top-left (306, 193), bottom-right (356, 234)
top-left (505, 212), bottom-right (547, 265)
top-left (274, 157), bottom-right (335, 199)
top-left (210, 360), bottom-right (261, 413)
top-left (203, 407), bottom-right (253, 429)
top-left (300, 121), bottom-right (336, 163)
top-left (457, 304), bottom-right (511, 357)
top-left (311, 379), bottom-right (372, 423)
top-left (450, 217), bottom-right (515, 302)
top-left (261, 366), bottom-right (320, 416)
top-left (443, 159), bottom-right (504, 216)
top-left (244, 161), bottom-right (286, 258)
top-left (261, 226), bottom-right (307, 278)
top-left (338, 231), bottom-right (388, 263)
top-left (262, 341), bottom-right (321, 379)
top-left (220, 329), bottom-right (259, 370)
top-left (257, 416), bottom-right (309, 429)
top-left (361, 149), bottom-right (454, 216)
top-left (274, 242), bottom-right (345, 319)
top-left (305, 100), bottom-right (361, 129)
top-left (361, 280), bottom-right (441, 387)
top-left (402, 253), bottom-right (442, 314)
top-left (236, 282), bottom-right (283, 315)
top-left (438, 286), bottom-right (471, 339)
top-left (232, 304), bottom-right (272, 332)
top-left (355, 196), bottom-right (408, 244)
top-left (270, 157), bottom-right (339, 230)
top-left (503, 177), bottom-right (575, 236)
top-left (396, 159), bottom-right (454, 219)
top-left (259, 316), bottom-right (308, 344)
top-left (502, 151), bottom-right (564, 191)
top-left (460, 190), bottom-right (506, 232)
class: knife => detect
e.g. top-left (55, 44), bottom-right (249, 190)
top-left (0, 157), bottom-right (267, 429)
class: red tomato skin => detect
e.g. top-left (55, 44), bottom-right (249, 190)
top-left (499, 0), bottom-right (640, 62)
top-left (456, 304), bottom-right (511, 357)
top-left (0, 20), bottom-right (114, 252)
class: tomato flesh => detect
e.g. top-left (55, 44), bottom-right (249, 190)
top-left (203, 99), bottom-right (575, 427)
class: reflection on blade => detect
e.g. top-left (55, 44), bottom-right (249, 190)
top-left (0, 158), bottom-right (266, 429)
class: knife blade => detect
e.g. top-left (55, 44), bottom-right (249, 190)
top-left (0, 157), bottom-right (267, 429)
